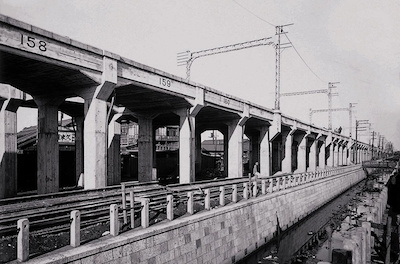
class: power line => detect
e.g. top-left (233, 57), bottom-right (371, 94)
top-left (231, 0), bottom-right (276, 28)
top-left (284, 33), bottom-right (325, 83)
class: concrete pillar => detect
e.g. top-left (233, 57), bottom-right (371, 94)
top-left (327, 143), bottom-right (335, 167)
top-left (35, 98), bottom-right (62, 194)
top-left (195, 128), bottom-right (202, 178)
top-left (347, 144), bottom-right (353, 165)
top-left (297, 135), bottom-right (307, 173)
top-left (83, 96), bottom-right (108, 188)
top-left (80, 56), bottom-right (117, 189)
top-left (334, 143), bottom-right (339, 167)
top-left (259, 126), bottom-right (270, 176)
top-left (319, 140), bottom-right (326, 169)
top-left (282, 131), bottom-right (292, 173)
top-left (227, 119), bottom-right (243, 178)
top-left (107, 114), bottom-right (121, 185)
top-left (75, 116), bottom-right (84, 186)
top-left (308, 138), bottom-right (317, 171)
top-left (178, 109), bottom-right (195, 183)
top-left (138, 116), bottom-right (156, 182)
top-left (338, 145), bottom-right (343, 166)
top-left (0, 98), bottom-right (20, 198)
top-left (223, 127), bottom-right (229, 178)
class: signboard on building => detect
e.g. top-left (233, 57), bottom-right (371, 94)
top-left (58, 131), bottom-right (75, 143)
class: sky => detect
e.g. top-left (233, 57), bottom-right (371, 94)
top-left (0, 0), bottom-right (399, 149)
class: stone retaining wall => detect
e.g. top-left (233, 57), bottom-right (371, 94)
top-left (23, 168), bottom-right (366, 264)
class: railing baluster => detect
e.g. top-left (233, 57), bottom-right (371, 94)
top-left (187, 191), bottom-right (194, 214)
top-left (141, 199), bottom-right (150, 228)
top-left (129, 191), bottom-right (135, 229)
top-left (219, 186), bottom-right (225, 206)
top-left (261, 180), bottom-right (266, 194)
top-left (110, 204), bottom-right (119, 236)
top-left (232, 184), bottom-right (238, 203)
top-left (243, 182), bottom-right (249, 199)
top-left (167, 194), bottom-right (174, 220)
top-left (205, 189), bottom-right (211, 210)
top-left (17, 218), bottom-right (29, 262)
top-left (70, 210), bottom-right (80, 247)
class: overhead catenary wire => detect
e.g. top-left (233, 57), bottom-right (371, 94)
top-left (284, 33), bottom-right (325, 83)
top-left (231, 0), bottom-right (276, 28)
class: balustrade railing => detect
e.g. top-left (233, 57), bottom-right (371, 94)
top-left (14, 165), bottom-right (362, 262)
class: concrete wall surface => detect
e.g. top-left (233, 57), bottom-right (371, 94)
top-left (22, 168), bottom-right (366, 264)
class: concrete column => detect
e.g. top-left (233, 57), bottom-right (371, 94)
top-left (259, 126), bottom-right (270, 176)
top-left (327, 143), bottom-right (335, 167)
top-left (80, 56), bottom-right (117, 189)
top-left (35, 99), bottom-right (61, 194)
top-left (75, 116), bottom-right (84, 186)
top-left (80, 56), bottom-right (118, 189)
top-left (83, 96), bottom-right (108, 188)
top-left (138, 116), bottom-right (156, 182)
top-left (308, 138), bottom-right (317, 171)
top-left (107, 114), bottom-right (121, 185)
top-left (347, 143), bottom-right (353, 165)
top-left (227, 119), bottom-right (243, 178)
top-left (297, 135), bottom-right (307, 173)
top-left (334, 143), bottom-right (339, 167)
top-left (0, 98), bottom-right (20, 198)
top-left (338, 145), bottom-right (343, 166)
top-left (195, 129), bottom-right (202, 178)
top-left (319, 140), bottom-right (326, 169)
top-left (178, 109), bottom-right (195, 183)
top-left (282, 131), bottom-right (292, 173)
top-left (223, 127), bottom-right (229, 178)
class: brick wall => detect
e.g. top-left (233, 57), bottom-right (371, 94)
top-left (26, 168), bottom-right (366, 264)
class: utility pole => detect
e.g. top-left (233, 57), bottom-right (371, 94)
top-left (371, 131), bottom-right (376, 160)
top-left (328, 82), bottom-right (339, 130)
top-left (177, 37), bottom-right (274, 80)
top-left (274, 24), bottom-right (293, 110)
top-left (355, 120), bottom-right (369, 164)
top-left (178, 24), bottom-right (293, 110)
top-left (309, 102), bottom-right (355, 137)
top-left (309, 107), bottom-right (348, 124)
top-left (282, 82), bottom-right (339, 129)
top-left (348, 103), bottom-right (357, 138)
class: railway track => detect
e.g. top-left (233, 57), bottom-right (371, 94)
top-left (0, 181), bottom-right (165, 236)
top-left (0, 178), bottom-right (251, 238)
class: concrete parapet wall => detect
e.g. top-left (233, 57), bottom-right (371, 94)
top-left (23, 168), bottom-right (366, 264)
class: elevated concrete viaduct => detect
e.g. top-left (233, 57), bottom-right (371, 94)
top-left (0, 15), bottom-right (382, 198)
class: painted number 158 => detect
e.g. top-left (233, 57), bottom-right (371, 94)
top-left (21, 34), bottom-right (47, 52)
